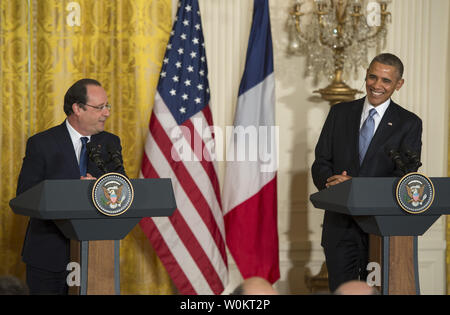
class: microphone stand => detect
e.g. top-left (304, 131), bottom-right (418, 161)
top-left (87, 143), bottom-right (108, 174)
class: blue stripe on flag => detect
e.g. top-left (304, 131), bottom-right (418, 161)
top-left (238, 0), bottom-right (274, 96)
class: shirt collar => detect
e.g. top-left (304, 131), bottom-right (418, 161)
top-left (363, 97), bottom-right (391, 118)
top-left (66, 119), bottom-right (91, 143)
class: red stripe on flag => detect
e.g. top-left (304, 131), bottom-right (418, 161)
top-left (224, 176), bottom-right (280, 284)
top-left (202, 105), bottom-right (214, 129)
top-left (141, 154), bottom-right (224, 294)
top-left (183, 116), bottom-right (222, 209)
top-left (149, 115), bottom-right (227, 262)
top-left (141, 151), bottom-right (158, 178)
top-left (141, 146), bottom-right (225, 294)
top-left (168, 211), bottom-right (225, 294)
top-left (140, 155), bottom-right (198, 293)
top-left (139, 217), bottom-right (197, 295)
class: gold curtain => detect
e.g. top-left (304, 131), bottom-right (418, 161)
top-left (0, 0), bottom-right (175, 294)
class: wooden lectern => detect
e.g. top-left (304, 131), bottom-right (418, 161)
top-left (310, 177), bottom-right (450, 295)
top-left (10, 178), bottom-right (176, 295)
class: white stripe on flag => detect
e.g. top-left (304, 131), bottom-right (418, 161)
top-left (151, 217), bottom-right (214, 294)
top-left (153, 95), bottom-right (226, 240)
top-left (224, 74), bottom-right (277, 214)
top-left (144, 128), bottom-right (228, 285)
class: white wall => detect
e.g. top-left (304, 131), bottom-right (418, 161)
top-left (193, 0), bottom-right (449, 294)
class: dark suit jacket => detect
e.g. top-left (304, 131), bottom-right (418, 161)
top-left (311, 97), bottom-right (422, 248)
top-left (16, 121), bottom-right (125, 272)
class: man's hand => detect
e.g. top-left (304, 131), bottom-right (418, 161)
top-left (80, 173), bottom-right (96, 180)
top-left (325, 171), bottom-right (352, 188)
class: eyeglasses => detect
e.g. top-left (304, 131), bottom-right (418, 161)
top-left (79, 103), bottom-right (111, 111)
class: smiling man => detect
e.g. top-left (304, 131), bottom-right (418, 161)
top-left (365, 56), bottom-right (404, 106)
top-left (67, 83), bottom-right (110, 137)
top-left (16, 79), bottom-right (125, 294)
top-left (311, 53), bottom-right (422, 291)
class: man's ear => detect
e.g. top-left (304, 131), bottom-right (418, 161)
top-left (395, 78), bottom-right (405, 91)
top-left (72, 103), bottom-right (80, 115)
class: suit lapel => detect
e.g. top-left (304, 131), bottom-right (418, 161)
top-left (361, 101), bottom-right (399, 166)
top-left (349, 99), bottom-right (364, 174)
top-left (52, 121), bottom-right (80, 179)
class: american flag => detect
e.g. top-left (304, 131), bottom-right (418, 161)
top-left (139, 0), bottom-right (228, 294)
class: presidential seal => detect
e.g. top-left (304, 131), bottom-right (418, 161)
top-left (92, 173), bottom-right (134, 216)
top-left (396, 172), bottom-right (434, 214)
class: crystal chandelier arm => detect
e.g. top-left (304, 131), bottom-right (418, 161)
top-left (355, 16), bottom-right (388, 44)
top-left (290, 2), bottom-right (305, 35)
top-left (316, 9), bottom-right (337, 50)
top-left (350, 2), bottom-right (363, 27)
top-left (355, 2), bottom-right (391, 43)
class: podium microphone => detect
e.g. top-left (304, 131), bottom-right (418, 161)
top-left (404, 149), bottom-right (422, 172)
top-left (86, 142), bottom-right (107, 174)
top-left (107, 143), bottom-right (123, 172)
top-left (387, 148), bottom-right (408, 176)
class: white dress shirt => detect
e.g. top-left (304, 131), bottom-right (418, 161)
top-left (359, 98), bottom-right (391, 136)
top-left (65, 120), bottom-right (91, 164)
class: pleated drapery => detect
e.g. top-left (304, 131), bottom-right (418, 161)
top-left (0, 0), bottom-right (175, 294)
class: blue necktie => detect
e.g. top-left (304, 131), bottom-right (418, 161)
top-left (79, 137), bottom-right (89, 177)
top-left (359, 108), bottom-right (377, 165)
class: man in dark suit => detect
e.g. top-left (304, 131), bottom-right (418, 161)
top-left (311, 53), bottom-right (422, 292)
top-left (16, 78), bottom-right (125, 294)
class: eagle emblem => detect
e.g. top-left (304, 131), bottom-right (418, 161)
top-left (406, 180), bottom-right (427, 207)
top-left (92, 173), bottom-right (134, 216)
top-left (102, 184), bottom-right (125, 209)
top-left (396, 173), bottom-right (434, 214)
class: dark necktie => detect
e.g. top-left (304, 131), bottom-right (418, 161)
top-left (79, 137), bottom-right (89, 177)
top-left (359, 108), bottom-right (377, 165)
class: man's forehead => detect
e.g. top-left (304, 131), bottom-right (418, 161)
top-left (86, 84), bottom-right (107, 102)
top-left (368, 62), bottom-right (400, 79)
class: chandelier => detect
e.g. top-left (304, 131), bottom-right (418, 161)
top-left (287, 0), bottom-right (391, 105)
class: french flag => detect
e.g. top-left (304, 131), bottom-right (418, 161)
top-left (223, 0), bottom-right (280, 284)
